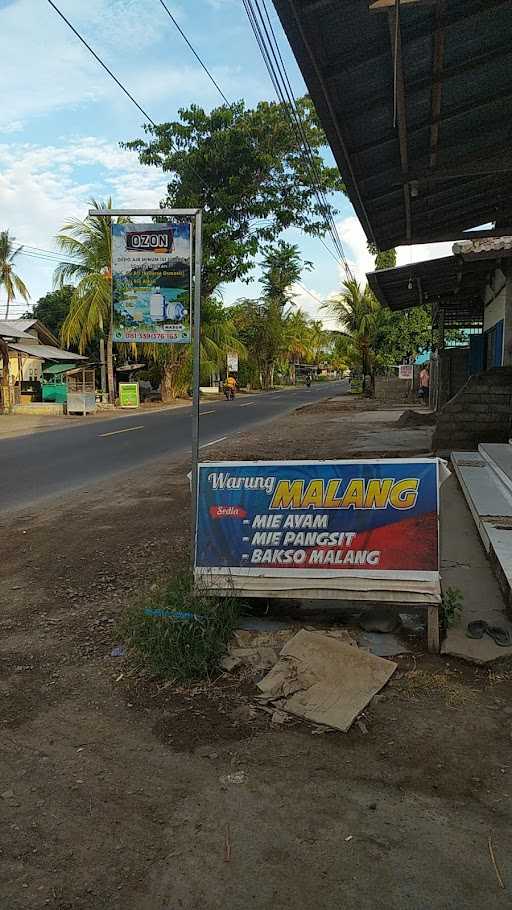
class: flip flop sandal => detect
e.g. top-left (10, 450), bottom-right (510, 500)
top-left (466, 620), bottom-right (488, 640)
top-left (485, 625), bottom-right (512, 647)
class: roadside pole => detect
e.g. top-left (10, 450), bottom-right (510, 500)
top-left (190, 210), bottom-right (202, 568)
top-left (98, 314), bottom-right (107, 399)
top-left (88, 206), bottom-right (202, 569)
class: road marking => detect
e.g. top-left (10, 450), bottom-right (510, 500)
top-left (239, 402), bottom-right (255, 408)
top-left (200, 409), bottom-right (216, 415)
top-left (200, 436), bottom-right (227, 449)
top-left (99, 425), bottom-right (144, 437)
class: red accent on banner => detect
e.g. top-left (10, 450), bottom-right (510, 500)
top-left (209, 505), bottom-right (247, 519)
top-left (261, 511), bottom-right (438, 570)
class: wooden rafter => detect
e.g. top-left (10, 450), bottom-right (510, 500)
top-left (388, 4), bottom-right (412, 240)
top-left (429, 0), bottom-right (445, 168)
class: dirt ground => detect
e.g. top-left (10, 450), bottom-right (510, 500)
top-left (1, 396), bottom-right (512, 909)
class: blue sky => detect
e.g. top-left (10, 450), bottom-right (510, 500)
top-left (0, 0), bottom-right (453, 323)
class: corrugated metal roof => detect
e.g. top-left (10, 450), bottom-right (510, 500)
top-left (273, 0), bottom-right (512, 248)
top-left (8, 342), bottom-right (86, 361)
top-left (367, 253), bottom-right (490, 329)
top-left (0, 320), bottom-right (37, 340)
top-left (4, 319), bottom-right (37, 332)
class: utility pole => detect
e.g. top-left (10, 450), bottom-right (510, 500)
top-left (98, 314), bottom-right (107, 399)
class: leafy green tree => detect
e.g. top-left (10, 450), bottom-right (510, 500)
top-left (57, 199), bottom-right (129, 401)
top-left (124, 99), bottom-right (343, 300)
top-left (368, 243), bottom-right (397, 271)
top-left (24, 286), bottom-right (73, 340)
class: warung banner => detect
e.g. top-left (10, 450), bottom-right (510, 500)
top-left (195, 459), bottom-right (439, 581)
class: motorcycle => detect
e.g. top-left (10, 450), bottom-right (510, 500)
top-left (223, 386), bottom-right (235, 400)
top-left (305, 375), bottom-right (311, 388)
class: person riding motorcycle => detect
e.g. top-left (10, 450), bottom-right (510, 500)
top-left (223, 374), bottom-right (237, 400)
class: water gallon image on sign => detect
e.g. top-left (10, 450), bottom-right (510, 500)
top-left (195, 460), bottom-right (439, 581)
top-left (112, 222), bottom-right (191, 344)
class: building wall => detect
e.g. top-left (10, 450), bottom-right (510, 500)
top-left (8, 353), bottom-right (42, 382)
top-left (432, 367), bottom-right (512, 451)
top-left (482, 268), bottom-right (509, 367)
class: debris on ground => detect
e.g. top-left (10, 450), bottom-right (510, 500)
top-left (256, 629), bottom-right (396, 732)
top-left (111, 644), bottom-right (126, 657)
top-left (358, 607), bottom-right (402, 634)
top-left (396, 409), bottom-right (436, 427)
top-left (220, 626), bottom-right (356, 674)
top-left (358, 631), bottom-right (411, 657)
top-left (220, 771), bottom-right (246, 786)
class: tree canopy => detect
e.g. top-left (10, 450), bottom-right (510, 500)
top-left (24, 286), bottom-right (73, 340)
top-left (124, 98), bottom-right (343, 298)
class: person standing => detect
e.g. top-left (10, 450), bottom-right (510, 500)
top-left (419, 365), bottom-right (430, 405)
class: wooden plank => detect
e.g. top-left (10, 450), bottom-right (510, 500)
top-left (429, 1), bottom-right (446, 169)
top-left (427, 606), bottom-right (440, 652)
top-left (388, 6), bottom-right (412, 240)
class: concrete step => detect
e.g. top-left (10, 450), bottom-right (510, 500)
top-left (452, 451), bottom-right (512, 609)
top-left (479, 442), bottom-right (512, 497)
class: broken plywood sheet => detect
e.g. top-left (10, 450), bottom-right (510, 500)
top-left (257, 629), bottom-right (396, 733)
top-left (221, 627), bottom-right (356, 673)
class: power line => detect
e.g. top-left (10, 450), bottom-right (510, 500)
top-left (295, 283), bottom-right (324, 306)
top-left (47, 0), bottom-right (206, 186)
top-left (248, 0), bottom-right (350, 271)
top-left (157, 0), bottom-right (230, 105)
top-left (242, 0), bottom-right (354, 281)
top-left (47, 1), bottom-right (157, 127)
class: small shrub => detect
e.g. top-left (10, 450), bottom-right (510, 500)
top-left (122, 574), bottom-right (241, 682)
top-left (441, 587), bottom-right (464, 629)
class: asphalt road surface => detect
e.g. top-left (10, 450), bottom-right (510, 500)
top-left (1, 381), bottom-right (348, 512)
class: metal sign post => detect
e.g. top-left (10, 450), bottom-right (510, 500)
top-left (89, 206), bottom-right (202, 567)
top-left (190, 210), bottom-right (202, 567)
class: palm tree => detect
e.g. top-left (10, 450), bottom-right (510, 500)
top-left (56, 199), bottom-right (129, 402)
top-left (232, 242), bottom-right (310, 390)
top-left (306, 319), bottom-right (332, 366)
top-left (322, 279), bottom-right (380, 380)
top-left (142, 298), bottom-right (246, 401)
top-left (0, 230), bottom-right (30, 320)
top-left (261, 241), bottom-right (308, 306)
top-left (0, 230), bottom-right (30, 411)
top-left (282, 308), bottom-right (310, 383)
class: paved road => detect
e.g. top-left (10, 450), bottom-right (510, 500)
top-left (0, 381), bottom-right (347, 512)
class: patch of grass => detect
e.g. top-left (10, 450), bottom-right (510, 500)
top-left (401, 669), bottom-right (477, 707)
top-left (122, 574), bottom-right (241, 682)
top-left (441, 587), bottom-right (464, 630)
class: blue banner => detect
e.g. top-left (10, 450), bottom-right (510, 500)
top-left (196, 460), bottom-right (438, 576)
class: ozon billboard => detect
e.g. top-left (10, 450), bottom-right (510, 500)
top-left (112, 222), bottom-right (191, 344)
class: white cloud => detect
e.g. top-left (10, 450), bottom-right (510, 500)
top-left (336, 215), bottom-right (374, 286)
top-left (290, 283), bottom-right (338, 330)
top-left (336, 214), bottom-right (456, 283)
top-left (396, 241), bottom-right (454, 267)
top-left (0, 137), bottom-right (167, 313)
top-left (0, 0), bottom-right (240, 130)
